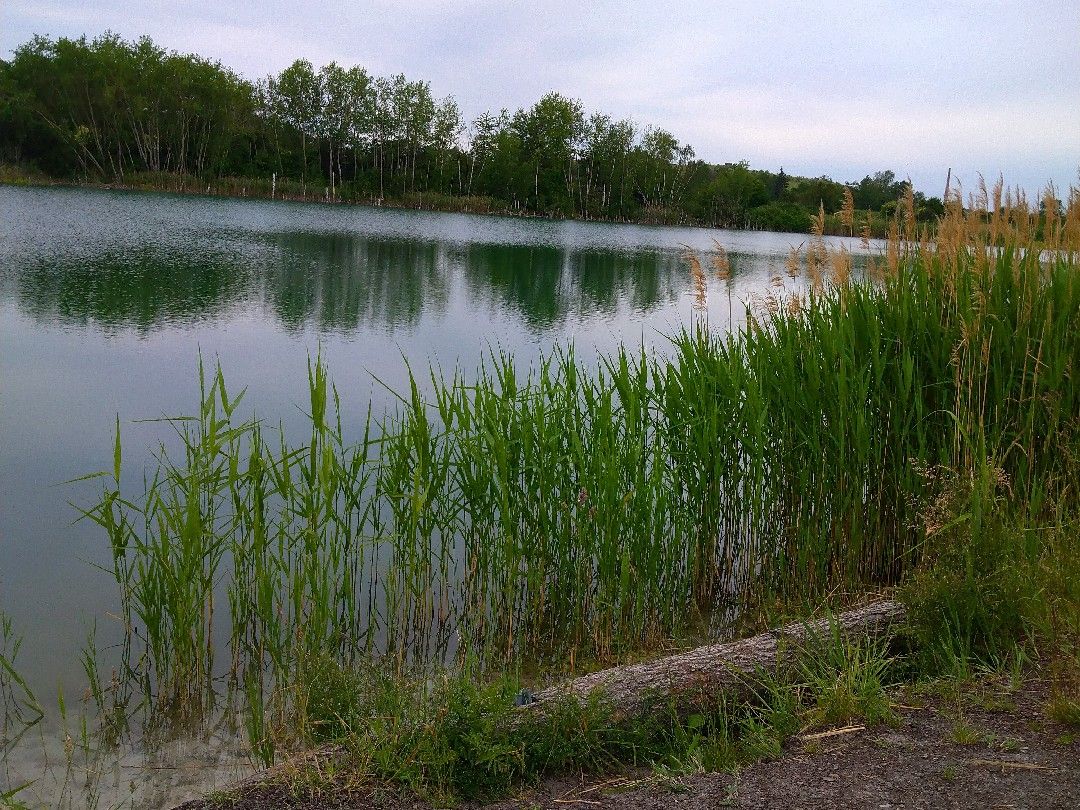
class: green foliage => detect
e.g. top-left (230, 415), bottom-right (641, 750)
top-left (694, 161), bottom-right (770, 226)
top-left (782, 175), bottom-right (845, 213)
top-left (3, 34), bottom-right (255, 178)
top-left (264, 649), bottom-right (897, 803)
top-left (1048, 692), bottom-right (1080, 727)
top-left (747, 200), bottom-right (813, 232)
top-left (794, 625), bottom-right (897, 728)
top-left (277, 659), bottom-right (631, 802)
top-left (1, 33), bottom-right (915, 229)
top-left (0, 613), bottom-right (44, 808)
top-left (901, 495), bottom-right (1080, 679)
top-left (64, 223), bottom-right (1079, 801)
top-left (0, 612), bottom-right (45, 753)
top-left (852, 170), bottom-right (906, 211)
top-left (78, 239), bottom-right (1079, 735)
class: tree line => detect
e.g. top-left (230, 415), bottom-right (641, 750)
top-left (0, 33), bottom-right (944, 231)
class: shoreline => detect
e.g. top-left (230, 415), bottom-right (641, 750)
top-left (0, 173), bottom-right (852, 238)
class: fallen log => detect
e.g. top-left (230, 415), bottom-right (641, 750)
top-left (175, 599), bottom-right (904, 808)
top-left (521, 599), bottom-right (905, 719)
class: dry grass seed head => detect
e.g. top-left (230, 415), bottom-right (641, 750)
top-left (860, 214), bottom-right (873, 250)
top-left (711, 241), bottom-right (732, 281)
top-left (685, 249), bottom-right (708, 311)
top-left (903, 181), bottom-right (917, 242)
top-left (965, 190), bottom-right (984, 242)
top-left (919, 224), bottom-right (932, 257)
top-left (841, 187), bottom-right (855, 235)
top-left (1013, 188), bottom-right (1032, 242)
top-left (886, 220), bottom-right (901, 276)
top-left (1042, 184), bottom-right (1061, 249)
top-left (812, 201), bottom-right (826, 239)
top-left (1064, 179), bottom-right (1080, 251)
top-left (866, 256), bottom-right (882, 282)
top-left (990, 175), bottom-right (1004, 246)
top-left (829, 246), bottom-right (852, 286)
top-left (786, 245), bottom-right (802, 278)
top-left (976, 174), bottom-right (990, 215)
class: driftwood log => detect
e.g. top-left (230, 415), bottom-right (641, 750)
top-left (521, 599), bottom-right (905, 719)
top-left (176, 600), bottom-right (905, 808)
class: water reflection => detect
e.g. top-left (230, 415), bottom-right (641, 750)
top-left (13, 232), bottom-right (695, 335)
top-left (16, 248), bottom-right (250, 333)
top-left (259, 232), bottom-right (448, 332)
top-left (462, 242), bottom-right (564, 328)
top-left (462, 244), bottom-right (685, 329)
top-left (571, 249), bottom-right (684, 315)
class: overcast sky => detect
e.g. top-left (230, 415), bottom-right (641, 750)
top-left (4, 0), bottom-right (1078, 197)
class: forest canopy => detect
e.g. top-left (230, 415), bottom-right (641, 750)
top-left (0, 33), bottom-right (943, 231)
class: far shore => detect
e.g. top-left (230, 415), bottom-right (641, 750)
top-left (0, 170), bottom-right (879, 239)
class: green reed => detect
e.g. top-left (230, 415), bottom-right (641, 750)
top-left (1, 612), bottom-right (44, 755)
top-left (81, 238), bottom-right (1078, 747)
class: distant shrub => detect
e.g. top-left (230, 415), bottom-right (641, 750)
top-left (747, 201), bottom-right (811, 233)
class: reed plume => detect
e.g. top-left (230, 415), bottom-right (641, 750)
top-left (840, 187), bottom-right (855, 236)
top-left (785, 244), bottom-right (802, 279)
top-left (1042, 184), bottom-right (1061, 249)
top-left (685, 248), bottom-right (707, 311)
top-left (1065, 178), bottom-right (1080, 251)
top-left (902, 180), bottom-right (917, 243)
top-left (710, 241), bottom-right (732, 281)
top-left (860, 213), bottom-right (873, 250)
top-left (828, 245), bottom-right (852, 286)
top-left (989, 175), bottom-right (1004, 245)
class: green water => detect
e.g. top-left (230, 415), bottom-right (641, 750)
top-left (0, 185), bottom-right (873, 804)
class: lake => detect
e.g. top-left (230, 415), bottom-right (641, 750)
top-left (0, 185), bottom-right (876, 804)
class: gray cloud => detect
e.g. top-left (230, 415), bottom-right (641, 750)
top-left (4, 0), bottom-right (1078, 196)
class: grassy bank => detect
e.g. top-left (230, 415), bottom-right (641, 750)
top-left (3, 181), bottom-right (1076, 806)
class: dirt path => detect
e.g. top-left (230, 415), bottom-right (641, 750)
top-left (487, 680), bottom-right (1078, 810)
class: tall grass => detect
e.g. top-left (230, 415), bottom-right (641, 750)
top-left (80, 180), bottom-right (1080, 755)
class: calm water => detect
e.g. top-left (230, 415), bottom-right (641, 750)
top-left (0, 185), bottom-right (876, 804)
